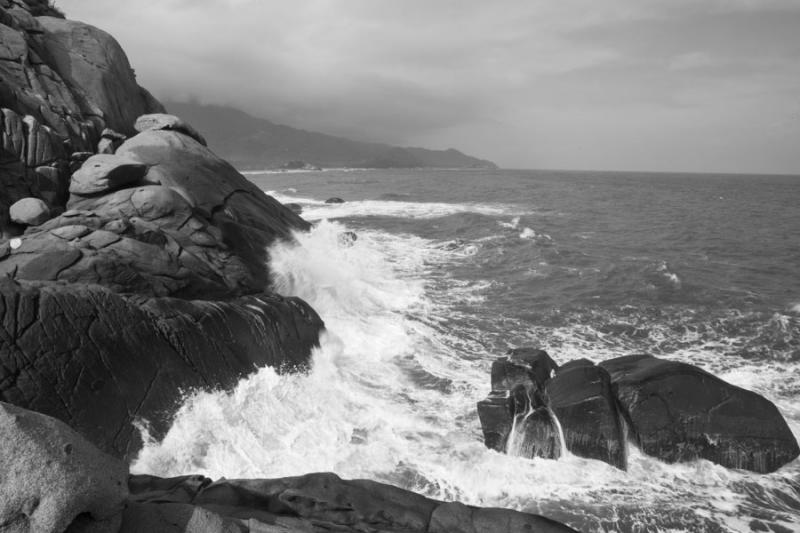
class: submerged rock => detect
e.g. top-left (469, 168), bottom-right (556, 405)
top-left (600, 354), bottom-right (800, 473)
top-left (325, 196), bottom-right (345, 204)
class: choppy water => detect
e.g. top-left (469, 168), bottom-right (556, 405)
top-left (133, 169), bottom-right (800, 532)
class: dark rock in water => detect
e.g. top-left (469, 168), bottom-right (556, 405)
top-left (338, 230), bottom-right (358, 246)
top-left (325, 196), bottom-right (345, 204)
top-left (0, 401), bottom-right (128, 532)
top-left (546, 360), bottom-right (627, 469)
top-left (478, 350), bottom-right (797, 473)
top-left (125, 472), bottom-right (579, 533)
top-left (284, 201), bottom-right (302, 214)
top-left (507, 406), bottom-right (563, 460)
top-left (0, 279), bottom-right (322, 459)
top-left (477, 391), bottom-right (514, 452)
top-left (477, 347), bottom-right (559, 454)
top-left (497, 347), bottom-right (558, 391)
top-left (600, 354), bottom-right (800, 473)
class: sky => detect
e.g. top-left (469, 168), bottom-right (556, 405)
top-left (57, 0), bottom-right (800, 174)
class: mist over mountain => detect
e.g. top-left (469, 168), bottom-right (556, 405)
top-left (164, 101), bottom-right (497, 170)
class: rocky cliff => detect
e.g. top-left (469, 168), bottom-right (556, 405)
top-left (0, 0), bottom-right (323, 459)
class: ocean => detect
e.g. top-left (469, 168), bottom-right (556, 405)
top-left (132, 168), bottom-right (800, 532)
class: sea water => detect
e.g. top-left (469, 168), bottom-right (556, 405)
top-left (132, 169), bottom-right (800, 532)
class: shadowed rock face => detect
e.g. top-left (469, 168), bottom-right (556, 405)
top-left (478, 351), bottom-right (799, 473)
top-left (0, 279), bottom-right (322, 459)
top-left (0, 0), bottom-right (164, 236)
top-left (546, 359), bottom-right (627, 469)
top-left (124, 472), bottom-right (579, 533)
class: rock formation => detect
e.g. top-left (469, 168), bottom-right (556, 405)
top-left (0, 0), bottom-right (164, 237)
top-left (0, 1), bottom-right (323, 460)
top-left (478, 350), bottom-right (799, 473)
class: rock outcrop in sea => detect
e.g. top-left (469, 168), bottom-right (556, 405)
top-left (0, 2), bottom-right (578, 531)
top-left (478, 350), bottom-right (800, 473)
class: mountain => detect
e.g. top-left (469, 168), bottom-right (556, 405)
top-left (164, 101), bottom-right (498, 170)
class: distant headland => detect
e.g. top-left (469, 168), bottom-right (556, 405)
top-left (165, 101), bottom-right (498, 171)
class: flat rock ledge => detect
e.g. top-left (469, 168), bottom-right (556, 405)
top-left (478, 350), bottom-right (800, 473)
top-left (0, 401), bottom-right (578, 533)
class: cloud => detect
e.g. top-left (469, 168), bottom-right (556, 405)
top-left (56, 0), bottom-right (800, 173)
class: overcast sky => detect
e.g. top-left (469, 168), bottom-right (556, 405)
top-left (58, 0), bottom-right (800, 174)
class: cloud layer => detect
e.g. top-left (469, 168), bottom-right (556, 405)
top-left (58, 0), bottom-right (800, 173)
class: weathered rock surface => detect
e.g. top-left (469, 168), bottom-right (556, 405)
top-left (8, 196), bottom-right (49, 225)
top-left (124, 472), bottom-right (578, 533)
top-left (0, 277), bottom-right (322, 459)
top-left (600, 354), bottom-right (800, 473)
top-left (0, 401), bottom-right (128, 532)
top-left (0, 0), bottom-right (163, 235)
top-left (134, 113), bottom-right (207, 146)
top-left (478, 350), bottom-right (799, 473)
top-left (68, 153), bottom-right (147, 195)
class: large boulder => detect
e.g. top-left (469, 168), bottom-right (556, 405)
top-left (9, 196), bottom-right (49, 225)
top-left (545, 359), bottom-right (627, 469)
top-left (0, 401), bottom-right (128, 533)
top-left (0, 279), bottom-right (322, 459)
top-left (123, 472), bottom-right (578, 533)
top-left (600, 354), bottom-right (800, 473)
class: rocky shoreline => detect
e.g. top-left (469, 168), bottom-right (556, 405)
top-left (0, 2), bottom-right (577, 531)
top-left (1, 2), bottom-right (798, 532)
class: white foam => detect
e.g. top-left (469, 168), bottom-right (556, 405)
top-left (265, 192), bottom-right (525, 221)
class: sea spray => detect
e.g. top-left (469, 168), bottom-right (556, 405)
top-left (130, 217), bottom-right (799, 532)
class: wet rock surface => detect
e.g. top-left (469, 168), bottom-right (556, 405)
top-left (600, 354), bottom-right (800, 473)
top-left (125, 472), bottom-right (578, 533)
top-left (478, 350), bottom-right (799, 473)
